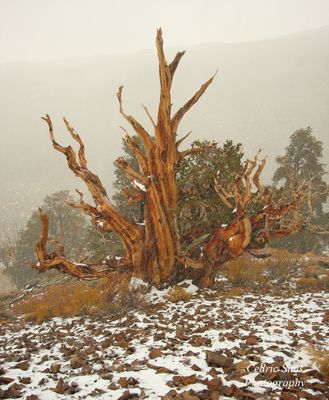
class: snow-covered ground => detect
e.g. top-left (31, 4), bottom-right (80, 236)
top-left (0, 286), bottom-right (329, 399)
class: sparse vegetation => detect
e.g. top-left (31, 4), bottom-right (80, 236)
top-left (14, 273), bottom-right (146, 322)
top-left (165, 286), bottom-right (192, 303)
top-left (223, 287), bottom-right (245, 298)
top-left (222, 257), bottom-right (266, 288)
top-left (263, 249), bottom-right (298, 282)
top-left (308, 346), bottom-right (329, 380)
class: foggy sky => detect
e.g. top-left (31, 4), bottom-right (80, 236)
top-left (1, 0), bottom-right (329, 62)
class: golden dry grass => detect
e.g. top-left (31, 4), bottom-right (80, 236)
top-left (165, 286), bottom-right (192, 303)
top-left (14, 273), bottom-right (146, 322)
top-left (307, 346), bottom-right (329, 380)
top-left (222, 257), bottom-right (266, 288)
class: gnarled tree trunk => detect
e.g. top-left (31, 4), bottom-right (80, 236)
top-left (33, 30), bottom-right (327, 288)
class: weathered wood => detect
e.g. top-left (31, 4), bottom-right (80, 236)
top-left (33, 30), bottom-right (327, 289)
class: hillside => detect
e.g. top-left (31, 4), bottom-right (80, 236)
top-left (1, 251), bottom-right (329, 399)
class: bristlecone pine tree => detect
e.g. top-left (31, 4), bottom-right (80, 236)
top-left (33, 30), bottom-right (328, 288)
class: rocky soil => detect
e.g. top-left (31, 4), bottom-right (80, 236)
top-left (0, 281), bottom-right (329, 400)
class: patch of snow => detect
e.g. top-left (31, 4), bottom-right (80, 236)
top-left (132, 180), bottom-right (146, 192)
top-left (129, 277), bottom-right (148, 291)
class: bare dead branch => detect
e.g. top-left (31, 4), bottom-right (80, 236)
top-left (142, 104), bottom-right (156, 129)
top-left (169, 51), bottom-right (186, 78)
top-left (117, 86), bottom-right (153, 153)
top-left (63, 117), bottom-right (87, 168)
top-left (175, 131), bottom-right (191, 149)
top-left (171, 71), bottom-right (217, 133)
top-left (115, 157), bottom-right (149, 186)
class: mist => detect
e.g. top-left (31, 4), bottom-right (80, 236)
top-left (1, 0), bottom-right (329, 238)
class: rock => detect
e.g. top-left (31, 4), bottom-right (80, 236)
top-left (176, 325), bottom-right (189, 341)
top-left (182, 390), bottom-right (200, 400)
top-left (161, 389), bottom-right (178, 400)
top-left (118, 377), bottom-right (139, 389)
top-left (85, 346), bottom-right (96, 355)
top-left (49, 363), bottom-right (61, 374)
top-left (280, 393), bottom-right (299, 400)
top-left (149, 348), bottom-right (162, 359)
top-left (18, 377), bottom-right (31, 384)
top-left (118, 377), bottom-right (128, 388)
top-left (108, 383), bottom-right (119, 390)
top-left (234, 360), bottom-right (250, 370)
top-left (0, 377), bottom-right (14, 385)
top-left (12, 362), bottom-right (29, 371)
top-left (69, 356), bottom-right (86, 369)
top-left (52, 377), bottom-right (70, 394)
top-left (206, 377), bottom-right (222, 391)
top-left (0, 386), bottom-right (23, 398)
top-left (205, 351), bottom-right (234, 368)
top-left (191, 364), bottom-right (202, 371)
top-left (287, 320), bottom-right (297, 330)
top-left (116, 391), bottom-right (138, 400)
top-left (245, 335), bottom-right (261, 345)
top-left (155, 367), bottom-right (176, 374)
top-left (189, 335), bottom-right (212, 347)
top-left (172, 375), bottom-right (197, 387)
top-left (90, 388), bottom-right (106, 396)
top-left (26, 396), bottom-right (39, 400)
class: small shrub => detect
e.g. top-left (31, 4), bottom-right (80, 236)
top-left (222, 257), bottom-right (266, 288)
top-left (264, 249), bottom-right (297, 282)
top-left (308, 346), bottom-right (329, 380)
top-left (165, 286), bottom-right (192, 303)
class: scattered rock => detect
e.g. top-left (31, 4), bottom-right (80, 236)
top-left (287, 320), bottom-right (297, 330)
top-left (69, 356), bottom-right (86, 369)
top-left (245, 335), bottom-right (261, 345)
top-left (206, 377), bottom-right (222, 391)
top-left (0, 377), bottom-right (14, 385)
top-left (172, 374), bottom-right (197, 387)
top-left (205, 351), bottom-right (234, 368)
top-left (149, 348), bottom-right (162, 359)
top-left (116, 391), bottom-right (138, 400)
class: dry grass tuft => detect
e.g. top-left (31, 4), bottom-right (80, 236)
top-left (222, 257), bottom-right (266, 288)
top-left (307, 346), bottom-right (329, 380)
top-left (303, 265), bottom-right (323, 278)
top-left (296, 277), bottom-right (319, 288)
top-left (165, 286), bottom-right (192, 303)
top-left (223, 287), bottom-right (245, 298)
top-left (263, 249), bottom-right (298, 282)
top-left (296, 272), bottom-right (329, 291)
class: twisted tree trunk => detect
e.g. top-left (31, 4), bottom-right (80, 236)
top-left (33, 30), bottom-right (327, 288)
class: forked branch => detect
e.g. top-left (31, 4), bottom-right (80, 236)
top-left (34, 208), bottom-right (126, 278)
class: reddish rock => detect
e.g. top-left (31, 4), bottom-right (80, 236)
top-left (206, 377), bottom-right (222, 391)
top-left (13, 361), bottom-right (29, 371)
top-left (18, 377), bottom-right (31, 384)
top-left (245, 335), bottom-right (260, 345)
top-left (172, 374), bottom-right (197, 387)
top-left (205, 351), bottom-right (234, 368)
top-left (69, 356), bottom-right (86, 369)
top-left (0, 377), bottom-right (15, 385)
top-left (149, 348), bottom-right (162, 359)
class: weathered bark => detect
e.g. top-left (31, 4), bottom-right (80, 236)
top-left (33, 30), bottom-right (328, 288)
top-left (34, 30), bottom-right (214, 287)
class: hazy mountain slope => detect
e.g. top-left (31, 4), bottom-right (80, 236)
top-left (0, 26), bottom-right (328, 236)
